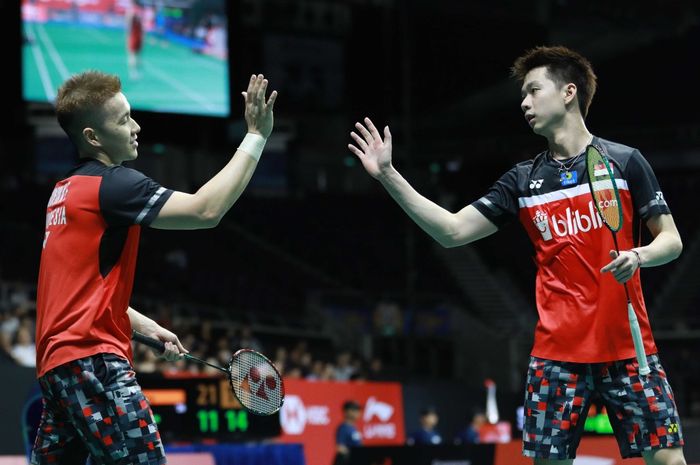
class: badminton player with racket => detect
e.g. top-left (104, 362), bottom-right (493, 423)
top-left (32, 72), bottom-right (277, 465)
top-left (348, 46), bottom-right (685, 464)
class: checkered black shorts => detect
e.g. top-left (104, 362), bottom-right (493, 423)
top-left (31, 353), bottom-right (166, 465)
top-left (523, 354), bottom-right (684, 459)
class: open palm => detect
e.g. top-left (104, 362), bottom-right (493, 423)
top-left (348, 117), bottom-right (393, 179)
top-left (243, 74), bottom-right (277, 139)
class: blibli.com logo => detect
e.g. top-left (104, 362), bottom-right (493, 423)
top-left (533, 201), bottom-right (605, 241)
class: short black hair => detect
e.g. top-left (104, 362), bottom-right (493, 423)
top-left (343, 400), bottom-right (361, 411)
top-left (511, 45), bottom-right (598, 118)
top-left (420, 406), bottom-right (437, 416)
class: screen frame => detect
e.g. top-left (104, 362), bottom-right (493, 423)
top-left (19, 0), bottom-right (235, 120)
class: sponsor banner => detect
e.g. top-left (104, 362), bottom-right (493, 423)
top-left (531, 201), bottom-right (605, 241)
top-left (278, 380), bottom-right (405, 465)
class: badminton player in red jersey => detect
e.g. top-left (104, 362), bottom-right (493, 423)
top-left (32, 71), bottom-right (276, 464)
top-left (126, 1), bottom-right (144, 79)
top-left (349, 46), bottom-right (686, 464)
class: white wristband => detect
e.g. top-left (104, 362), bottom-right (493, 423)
top-left (238, 133), bottom-right (266, 161)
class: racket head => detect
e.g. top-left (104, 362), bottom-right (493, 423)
top-left (585, 144), bottom-right (623, 232)
top-left (228, 349), bottom-right (285, 416)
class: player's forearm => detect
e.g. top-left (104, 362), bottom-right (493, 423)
top-left (377, 167), bottom-right (460, 247)
top-left (193, 146), bottom-right (260, 223)
top-left (634, 232), bottom-right (682, 268)
top-left (127, 307), bottom-right (159, 334)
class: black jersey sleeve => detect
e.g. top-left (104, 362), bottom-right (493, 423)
top-left (624, 150), bottom-right (671, 220)
top-left (99, 166), bottom-right (174, 227)
top-left (470, 166), bottom-right (520, 228)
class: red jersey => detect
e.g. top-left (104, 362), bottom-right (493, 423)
top-left (36, 159), bottom-right (172, 377)
top-left (128, 13), bottom-right (144, 52)
top-left (473, 137), bottom-right (671, 362)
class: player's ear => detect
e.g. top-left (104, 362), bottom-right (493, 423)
top-left (563, 83), bottom-right (577, 105)
top-left (82, 127), bottom-right (101, 148)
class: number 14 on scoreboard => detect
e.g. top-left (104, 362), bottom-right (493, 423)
top-left (197, 409), bottom-right (249, 433)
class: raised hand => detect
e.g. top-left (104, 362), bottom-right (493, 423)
top-left (243, 74), bottom-right (277, 139)
top-left (348, 117), bottom-right (393, 179)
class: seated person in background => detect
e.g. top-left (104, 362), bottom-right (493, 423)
top-left (407, 406), bottom-right (442, 445)
top-left (454, 408), bottom-right (487, 445)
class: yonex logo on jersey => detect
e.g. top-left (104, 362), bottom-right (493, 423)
top-left (656, 191), bottom-right (664, 201)
top-left (529, 179), bottom-right (544, 189)
top-left (534, 201), bottom-right (604, 241)
top-left (560, 171), bottom-right (578, 186)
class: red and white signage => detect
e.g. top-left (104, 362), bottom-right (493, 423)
top-left (277, 380), bottom-right (405, 465)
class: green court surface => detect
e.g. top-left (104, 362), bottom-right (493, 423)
top-left (23, 22), bottom-right (229, 116)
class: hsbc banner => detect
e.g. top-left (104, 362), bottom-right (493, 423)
top-left (278, 380), bottom-right (405, 465)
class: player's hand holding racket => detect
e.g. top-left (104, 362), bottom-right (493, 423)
top-left (586, 144), bottom-right (650, 376)
top-left (139, 327), bottom-right (187, 362)
top-left (601, 249), bottom-right (640, 284)
top-left (348, 117), bottom-right (394, 179)
top-left (133, 330), bottom-right (284, 416)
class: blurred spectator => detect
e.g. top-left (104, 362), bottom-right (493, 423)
top-left (273, 346), bottom-right (287, 376)
top-left (407, 406), bottom-right (442, 445)
top-left (203, 356), bottom-right (222, 376)
top-left (334, 351), bottom-right (355, 381)
top-left (1, 310), bottom-right (20, 339)
top-left (238, 325), bottom-right (263, 352)
top-left (134, 345), bottom-right (159, 373)
top-left (286, 366), bottom-right (303, 379)
top-left (299, 351), bottom-right (313, 377)
top-left (334, 400), bottom-right (362, 465)
top-left (349, 358), bottom-right (367, 381)
top-left (306, 360), bottom-right (326, 381)
top-left (367, 357), bottom-right (385, 381)
top-left (12, 325), bottom-right (36, 367)
top-left (454, 408), bottom-right (487, 445)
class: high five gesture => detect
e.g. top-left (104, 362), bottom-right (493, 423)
top-left (348, 117), bottom-right (393, 179)
top-left (243, 74), bottom-right (277, 139)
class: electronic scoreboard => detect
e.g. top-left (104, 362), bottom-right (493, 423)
top-left (138, 374), bottom-right (281, 441)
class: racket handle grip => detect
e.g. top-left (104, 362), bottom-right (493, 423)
top-left (627, 303), bottom-right (650, 376)
top-left (132, 330), bottom-right (166, 352)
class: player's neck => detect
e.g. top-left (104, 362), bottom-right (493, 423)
top-left (546, 116), bottom-right (592, 161)
top-left (89, 151), bottom-right (121, 167)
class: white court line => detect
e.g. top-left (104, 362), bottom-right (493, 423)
top-left (25, 23), bottom-right (55, 101)
top-left (143, 62), bottom-right (217, 111)
top-left (36, 23), bottom-right (70, 80)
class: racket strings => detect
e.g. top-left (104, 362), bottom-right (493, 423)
top-left (229, 351), bottom-right (283, 415)
top-left (591, 189), bottom-right (622, 230)
top-left (586, 146), bottom-right (622, 232)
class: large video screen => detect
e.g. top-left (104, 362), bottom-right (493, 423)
top-left (22, 0), bottom-right (230, 117)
